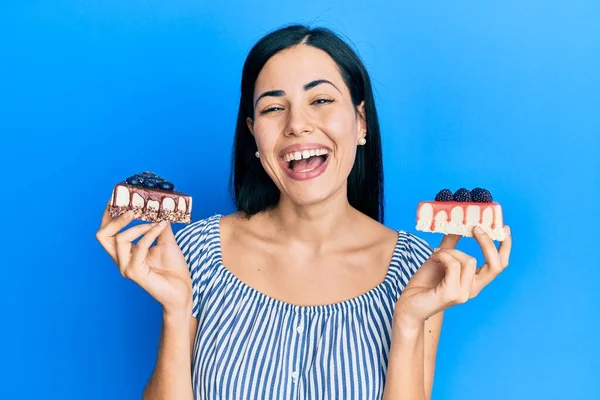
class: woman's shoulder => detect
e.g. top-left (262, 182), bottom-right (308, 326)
top-left (176, 212), bottom-right (221, 233)
top-left (392, 227), bottom-right (434, 271)
top-left (354, 211), bottom-right (433, 261)
top-left (173, 213), bottom-right (224, 251)
top-left (353, 211), bottom-right (427, 252)
top-left (174, 211), bottom-right (248, 249)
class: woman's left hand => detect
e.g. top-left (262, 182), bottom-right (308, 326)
top-left (394, 225), bottom-right (512, 329)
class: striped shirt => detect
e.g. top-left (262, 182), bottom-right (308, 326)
top-left (175, 214), bottom-right (433, 400)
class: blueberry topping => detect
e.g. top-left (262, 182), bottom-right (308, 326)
top-left (129, 173), bottom-right (144, 181)
top-left (142, 178), bottom-right (159, 189)
top-left (435, 189), bottom-right (453, 202)
top-left (453, 188), bottom-right (472, 202)
top-left (471, 187), bottom-right (493, 202)
top-left (125, 172), bottom-right (175, 191)
top-left (125, 176), bottom-right (142, 186)
top-left (160, 181), bottom-right (174, 191)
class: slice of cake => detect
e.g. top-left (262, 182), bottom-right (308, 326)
top-left (416, 187), bottom-right (506, 241)
top-left (109, 171), bottom-right (192, 224)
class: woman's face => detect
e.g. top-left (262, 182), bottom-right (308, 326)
top-left (247, 44), bottom-right (366, 207)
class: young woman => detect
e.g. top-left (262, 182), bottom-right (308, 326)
top-left (97, 24), bottom-right (512, 400)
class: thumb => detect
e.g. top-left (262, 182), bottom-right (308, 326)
top-left (156, 222), bottom-right (177, 245)
top-left (438, 234), bottom-right (461, 250)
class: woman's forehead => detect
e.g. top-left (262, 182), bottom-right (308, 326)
top-left (254, 45), bottom-right (343, 93)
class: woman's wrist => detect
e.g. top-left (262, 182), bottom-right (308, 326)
top-left (163, 303), bottom-right (193, 323)
top-left (392, 310), bottom-right (425, 339)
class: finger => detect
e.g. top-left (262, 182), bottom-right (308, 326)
top-left (472, 225), bottom-right (503, 294)
top-left (136, 221), bottom-right (168, 251)
top-left (434, 248), bottom-right (475, 266)
top-left (434, 248), bottom-right (478, 290)
top-left (156, 221), bottom-right (177, 245)
top-left (114, 223), bottom-right (156, 273)
top-left (128, 221), bottom-right (169, 277)
top-left (433, 249), bottom-right (476, 301)
top-left (98, 209), bottom-right (136, 239)
top-left (115, 234), bottom-right (133, 273)
top-left (96, 200), bottom-right (125, 262)
top-left (99, 198), bottom-right (114, 229)
top-left (437, 234), bottom-right (461, 250)
top-left (498, 226), bottom-right (512, 268)
top-left (430, 251), bottom-right (464, 304)
top-left (116, 223), bottom-right (157, 243)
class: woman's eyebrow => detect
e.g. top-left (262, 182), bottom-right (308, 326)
top-left (254, 79), bottom-right (340, 108)
top-left (254, 90), bottom-right (285, 108)
top-left (303, 79), bottom-right (340, 93)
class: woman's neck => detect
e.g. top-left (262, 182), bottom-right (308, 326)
top-left (265, 184), bottom-right (359, 246)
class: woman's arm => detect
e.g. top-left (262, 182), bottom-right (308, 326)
top-left (384, 225), bottom-right (511, 399)
top-left (142, 312), bottom-right (198, 400)
top-left (424, 312), bottom-right (444, 399)
top-left (383, 318), bottom-right (426, 400)
top-left (382, 311), bottom-right (443, 400)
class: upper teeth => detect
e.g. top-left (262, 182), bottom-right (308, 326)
top-left (283, 148), bottom-right (329, 162)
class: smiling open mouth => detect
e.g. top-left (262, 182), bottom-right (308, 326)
top-left (280, 148), bottom-right (331, 180)
top-left (288, 154), bottom-right (329, 172)
top-left (283, 149), bottom-right (330, 173)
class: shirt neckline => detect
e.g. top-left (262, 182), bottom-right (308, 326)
top-left (209, 214), bottom-right (404, 314)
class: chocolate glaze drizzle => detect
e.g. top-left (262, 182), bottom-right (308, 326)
top-left (111, 183), bottom-right (191, 216)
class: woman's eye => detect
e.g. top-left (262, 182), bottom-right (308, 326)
top-left (260, 106), bottom-right (283, 114)
top-left (260, 99), bottom-right (333, 114)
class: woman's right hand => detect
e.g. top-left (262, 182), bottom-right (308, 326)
top-left (96, 202), bottom-right (193, 316)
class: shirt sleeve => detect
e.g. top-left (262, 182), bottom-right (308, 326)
top-left (174, 215), bottom-right (221, 319)
top-left (387, 231), bottom-right (434, 301)
top-left (405, 232), bottom-right (434, 274)
top-left (394, 231), bottom-right (434, 292)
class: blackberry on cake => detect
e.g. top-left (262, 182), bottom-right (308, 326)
top-left (471, 187), bottom-right (493, 203)
top-left (416, 187), bottom-right (505, 241)
top-left (434, 189), bottom-right (453, 202)
top-left (453, 188), bottom-right (472, 202)
top-left (109, 172), bottom-right (192, 224)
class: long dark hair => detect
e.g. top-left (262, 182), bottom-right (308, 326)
top-left (230, 24), bottom-right (385, 223)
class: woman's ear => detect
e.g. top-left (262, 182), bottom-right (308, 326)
top-left (246, 117), bottom-right (254, 136)
top-left (357, 101), bottom-right (367, 136)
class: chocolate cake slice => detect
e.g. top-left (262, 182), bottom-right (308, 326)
top-left (109, 171), bottom-right (192, 224)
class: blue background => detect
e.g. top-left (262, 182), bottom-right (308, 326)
top-left (2, 1), bottom-right (599, 399)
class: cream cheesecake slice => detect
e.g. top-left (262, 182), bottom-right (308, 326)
top-left (416, 188), bottom-right (506, 241)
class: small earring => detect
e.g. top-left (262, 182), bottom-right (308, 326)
top-left (358, 137), bottom-right (367, 145)
top-left (255, 151), bottom-right (260, 158)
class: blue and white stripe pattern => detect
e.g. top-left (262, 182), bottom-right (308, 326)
top-left (175, 214), bottom-right (433, 400)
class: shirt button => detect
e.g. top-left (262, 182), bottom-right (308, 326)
top-left (296, 325), bottom-right (304, 334)
top-left (291, 371), bottom-right (299, 380)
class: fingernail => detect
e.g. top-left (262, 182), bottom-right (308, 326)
top-left (433, 247), bottom-right (440, 252)
top-left (505, 226), bottom-right (511, 235)
top-left (474, 225), bottom-right (485, 235)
